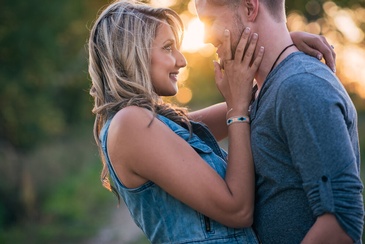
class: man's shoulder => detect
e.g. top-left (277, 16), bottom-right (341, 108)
top-left (276, 52), bottom-right (339, 91)
top-left (283, 52), bottom-right (329, 73)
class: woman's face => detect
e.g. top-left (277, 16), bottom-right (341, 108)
top-left (150, 21), bottom-right (187, 96)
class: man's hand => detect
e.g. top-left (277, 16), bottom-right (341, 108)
top-left (301, 213), bottom-right (353, 244)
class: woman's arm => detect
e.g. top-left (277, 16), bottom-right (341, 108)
top-left (188, 102), bottom-right (228, 141)
top-left (290, 31), bottom-right (336, 72)
top-left (107, 28), bottom-right (263, 228)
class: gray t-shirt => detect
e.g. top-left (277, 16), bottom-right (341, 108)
top-left (251, 52), bottom-right (364, 243)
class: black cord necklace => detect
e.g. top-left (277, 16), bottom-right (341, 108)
top-left (269, 43), bottom-right (295, 74)
top-left (252, 43), bottom-right (295, 104)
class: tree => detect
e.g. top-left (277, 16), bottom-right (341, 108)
top-left (0, 0), bottom-right (104, 229)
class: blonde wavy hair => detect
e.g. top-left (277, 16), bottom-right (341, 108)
top-left (88, 0), bottom-right (191, 195)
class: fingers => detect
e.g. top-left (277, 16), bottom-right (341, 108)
top-left (222, 27), bottom-right (260, 68)
top-left (301, 38), bottom-right (336, 73)
top-left (214, 60), bottom-right (225, 95)
top-left (221, 26), bottom-right (262, 72)
top-left (215, 28), bottom-right (264, 109)
top-left (234, 27), bottom-right (251, 63)
top-left (241, 32), bottom-right (258, 67)
top-left (213, 60), bottom-right (223, 84)
top-left (306, 35), bottom-right (336, 73)
top-left (232, 27), bottom-right (262, 71)
top-left (290, 31), bottom-right (337, 73)
top-left (250, 46), bottom-right (265, 72)
top-left (222, 29), bottom-right (232, 61)
top-left (320, 36), bottom-right (336, 72)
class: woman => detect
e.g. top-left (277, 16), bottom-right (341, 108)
top-left (88, 1), bottom-right (335, 243)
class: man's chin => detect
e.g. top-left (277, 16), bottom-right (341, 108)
top-left (216, 44), bottom-right (223, 59)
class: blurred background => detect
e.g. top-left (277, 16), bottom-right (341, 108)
top-left (0, 0), bottom-right (364, 243)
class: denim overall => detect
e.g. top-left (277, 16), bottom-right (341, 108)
top-left (100, 114), bottom-right (259, 243)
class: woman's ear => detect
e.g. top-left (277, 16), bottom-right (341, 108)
top-left (245, 0), bottom-right (259, 22)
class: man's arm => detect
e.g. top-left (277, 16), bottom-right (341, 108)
top-left (189, 102), bottom-right (228, 141)
top-left (277, 72), bottom-right (364, 242)
top-left (302, 214), bottom-right (352, 244)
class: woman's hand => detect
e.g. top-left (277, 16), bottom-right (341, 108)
top-left (290, 31), bottom-right (336, 72)
top-left (213, 27), bottom-right (264, 115)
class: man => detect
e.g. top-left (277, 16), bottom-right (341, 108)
top-left (195, 0), bottom-right (364, 243)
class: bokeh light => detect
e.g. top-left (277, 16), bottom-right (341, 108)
top-left (339, 46), bottom-right (365, 98)
top-left (176, 87), bottom-right (193, 104)
top-left (333, 10), bottom-right (364, 43)
top-left (178, 67), bottom-right (190, 83)
top-left (181, 17), bottom-right (207, 53)
top-left (288, 1), bottom-right (365, 98)
top-left (149, 0), bottom-right (177, 8)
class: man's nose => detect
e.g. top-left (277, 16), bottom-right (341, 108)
top-left (203, 27), bottom-right (215, 45)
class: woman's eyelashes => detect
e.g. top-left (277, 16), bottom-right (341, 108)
top-left (162, 40), bottom-right (177, 52)
top-left (163, 44), bottom-right (173, 52)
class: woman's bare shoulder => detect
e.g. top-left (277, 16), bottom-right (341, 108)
top-left (107, 106), bottom-right (157, 187)
top-left (110, 106), bottom-right (154, 135)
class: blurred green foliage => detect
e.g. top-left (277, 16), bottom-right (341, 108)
top-left (0, 0), bottom-right (364, 242)
top-left (0, 0), bottom-right (104, 150)
top-left (0, 123), bottom-right (115, 243)
top-left (1, 0), bottom-right (95, 223)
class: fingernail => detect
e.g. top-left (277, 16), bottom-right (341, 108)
top-left (317, 53), bottom-right (322, 60)
top-left (332, 67), bottom-right (336, 73)
top-left (252, 33), bottom-right (258, 39)
top-left (224, 29), bottom-right (229, 36)
top-left (244, 27), bottom-right (250, 33)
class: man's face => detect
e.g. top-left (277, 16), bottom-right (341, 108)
top-left (195, 0), bottom-right (247, 59)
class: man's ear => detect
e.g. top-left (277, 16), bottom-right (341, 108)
top-left (245, 0), bottom-right (259, 22)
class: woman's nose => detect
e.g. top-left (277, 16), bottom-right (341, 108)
top-left (176, 51), bottom-right (187, 68)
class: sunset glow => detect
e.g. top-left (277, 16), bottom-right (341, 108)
top-left (181, 18), bottom-right (207, 53)
top-left (340, 46), bottom-right (365, 98)
top-left (333, 10), bottom-right (364, 43)
top-left (149, 0), bottom-right (176, 8)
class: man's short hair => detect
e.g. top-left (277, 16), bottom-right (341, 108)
top-left (260, 0), bottom-right (285, 22)
top-left (208, 0), bottom-right (241, 7)
top-left (208, 0), bottom-right (285, 22)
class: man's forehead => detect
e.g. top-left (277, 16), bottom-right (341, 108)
top-left (195, 0), bottom-right (223, 17)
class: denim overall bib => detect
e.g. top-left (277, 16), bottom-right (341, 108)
top-left (100, 114), bottom-right (259, 243)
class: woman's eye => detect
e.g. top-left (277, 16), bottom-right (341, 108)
top-left (163, 45), bottom-right (173, 51)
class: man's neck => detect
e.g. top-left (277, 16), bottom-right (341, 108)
top-left (254, 24), bottom-right (298, 90)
